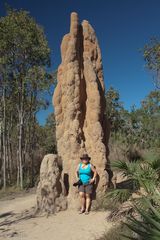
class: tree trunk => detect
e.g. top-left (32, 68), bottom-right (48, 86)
top-left (19, 111), bottom-right (23, 189)
top-left (2, 85), bottom-right (6, 190)
top-left (8, 115), bottom-right (13, 183)
top-left (0, 77), bottom-right (3, 188)
top-left (16, 149), bottom-right (20, 187)
top-left (18, 76), bottom-right (24, 189)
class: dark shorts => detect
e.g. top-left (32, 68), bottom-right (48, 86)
top-left (78, 184), bottom-right (93, 194)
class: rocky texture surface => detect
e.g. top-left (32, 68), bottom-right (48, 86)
top-left (53, 12), bottom-right (110, 206)
top-left (36, 154), bottom-right (67, 214)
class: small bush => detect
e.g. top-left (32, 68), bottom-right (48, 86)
top-left (92, 193), bottom-right (120, 211)
top-left (95, 224), bottom-right (132, 240)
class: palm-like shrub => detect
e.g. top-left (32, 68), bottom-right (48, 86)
top-left (108, 150), bottom-right (160, 240)
top-left (123, 194), bottom-right (160, 240)
top-left (109, 151), bottom-right (160, 203)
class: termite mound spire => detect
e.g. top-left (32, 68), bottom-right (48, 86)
top-left (53, 12), bottom-right (110, 207)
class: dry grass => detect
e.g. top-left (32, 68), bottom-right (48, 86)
top-left (0, 186), bottom-right (35, 200)
top-left (92, 193), bottom-right (120, 212)
top-left (95, 223), bottom-right (132, 240)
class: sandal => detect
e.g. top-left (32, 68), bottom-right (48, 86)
top-left (79, 209), bottom-right (85, 214)
top-left (85, 211), bottom-right (89, 215)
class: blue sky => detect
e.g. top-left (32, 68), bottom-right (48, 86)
top-left (1, 0), bottom-right (159, 125)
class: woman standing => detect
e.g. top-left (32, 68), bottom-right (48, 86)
top-left (75, 154), bottom-right (97, 214)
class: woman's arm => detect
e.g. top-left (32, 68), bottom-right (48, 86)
top-left (75, 164), bottom-right (80, 180)
top-left (90, 164), bottom-right (97, 183)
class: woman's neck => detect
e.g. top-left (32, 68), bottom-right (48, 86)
top-left (82, 162), bottom-right (88, 166)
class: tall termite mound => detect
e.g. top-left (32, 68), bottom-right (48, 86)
top-left (53, 12), bottom-right (110, 207)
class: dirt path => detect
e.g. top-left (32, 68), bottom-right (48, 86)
top-left (0, 193), bottom-right (112, 240)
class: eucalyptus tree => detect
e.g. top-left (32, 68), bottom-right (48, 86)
top-left (0, 8), bottom-right (52, 189)
top-left (144, 38), bottom-right (160, 89)
top-left (105, 86), bottom-right (124, 133)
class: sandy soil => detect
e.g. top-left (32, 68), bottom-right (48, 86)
top-left (0, 193), bottom-right (112, 240)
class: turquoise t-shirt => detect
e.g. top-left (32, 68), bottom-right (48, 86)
top-left (79, 163), bottom-right (92, 185)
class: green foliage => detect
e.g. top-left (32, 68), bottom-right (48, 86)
top-left (0, 8), bottom-right (50, 67)
top-left (104, 87), bottom-right (160, 240)
top-left (144, 151), bottom-right (160, 174)
top-left (106, 87), bottom-right (160, 149)
top-left (0, 7), bottom-right (54, 188)
top-left (95, 224), bottom-right (132, 240)
top-left (108, 151), bottom-right (160, 239)
top-left (105, 86), bottom-right (124, 131)
top-left (112, 156), bottom-right (159, 195)
top-left (40, 112), bottom-right (57, 154)
top-left (106, 47), bottom-right (160, 240)
top-left (143, 38), bottom-right (160, 89)
top-left (111, 160), bottom-right (139, 178)
top-left (92, 193), bottom-right (121, 211)
top-left (106, 189), bottom-right (132, 204)
top-left (124, 196), bottom-right (160, 240)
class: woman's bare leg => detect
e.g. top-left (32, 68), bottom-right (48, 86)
top-left (79, 192), bottom-right (85, 212)
top-left (85, 193), bottom-right (91, 212)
